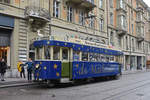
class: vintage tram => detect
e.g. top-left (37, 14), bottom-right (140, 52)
top-left (33, 39), bottom-right (123, 84)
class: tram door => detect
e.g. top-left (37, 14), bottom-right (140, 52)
top-left (61, 48), bottom-right (70, 78)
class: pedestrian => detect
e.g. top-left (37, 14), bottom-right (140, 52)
top-left (0, 58), bottom-right (7, 81)
top-left (25, 58), bottom-right (33, 81)
top-left (17, 61), bottom-right (26, 78)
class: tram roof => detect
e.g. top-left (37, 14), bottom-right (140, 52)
top-left (33, 40), bottom-right (123, 56)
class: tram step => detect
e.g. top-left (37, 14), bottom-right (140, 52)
top-left (60, 78), bottom-right (71, 83)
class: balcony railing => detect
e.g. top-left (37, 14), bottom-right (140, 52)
top-left (136, 7), bottom-right (144, 13)
top-left (137, 34), bottom-right (144, 42)
top-left (66, 0), bottom-right (96, 11)
top-left (24, 6), bottom-right (50, 22)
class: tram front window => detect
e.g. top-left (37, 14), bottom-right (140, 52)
top-left (53, 47), bottom-right (60, 60)
top-left (36, 47), bottom-right (43, 59)
top-left (44, 46), bottom-right (51, 59)
top-left (62, 48), bottom-right (68, 60)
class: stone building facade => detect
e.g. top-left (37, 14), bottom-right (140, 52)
top-left (0, 0), bottom-right (150, 77)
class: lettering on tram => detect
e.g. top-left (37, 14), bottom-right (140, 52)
top-left (33, 39), bottom-right (123, 84)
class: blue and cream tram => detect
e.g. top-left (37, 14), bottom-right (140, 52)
top-left (33, 39), bottom-right (123, 83)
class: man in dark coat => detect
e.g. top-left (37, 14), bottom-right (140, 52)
top-left (0, 59), bottom-right (7, 81)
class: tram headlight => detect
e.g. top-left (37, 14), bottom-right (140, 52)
top-left (35, 64), bottom-right (40, 69)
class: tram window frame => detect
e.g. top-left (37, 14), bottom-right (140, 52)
top-left (44, 46), bottom-right (51, 60)
top-left (73, 50), bottom-right (80, 61)
top-left (82, 52), bottom-right (88, 61)
top-left (62, 48), bottom-right (69, 61)
top-left (36, 47), bottom-right (43, 60)
top-left (53, 46), bottom-right (60, 60)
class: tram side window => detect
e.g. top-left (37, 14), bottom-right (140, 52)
top-left (73, 51), bottom-right (80, 61)
top-left (89, 53), bottom-right (94, 61)
top-left (106, 56), bottom-right (110, 62)
top-left (110, 56), bottom-right (115, 62)
top-left (101, 54), bottom-right (106, 62)
top-left (89, 53), bottom-right (98, 62)
top-left (44, 46), bottom-right (51, 59)
top-left (82, 52), bottom-right (88, 61)
top-left (53, 47), bottom-right (60, 60)
top-left (98, 54), bottom-right (101, 62)
top-left (62, 48), bottom-right (68, 60)
top-left (36, 47), bottom-right (43, 59)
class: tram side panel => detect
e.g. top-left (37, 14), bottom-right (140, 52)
top-left (72, 61), bottom-right (120, 80)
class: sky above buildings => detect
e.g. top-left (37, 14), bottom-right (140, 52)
top-left (143, 0), bottom-right (150, 7)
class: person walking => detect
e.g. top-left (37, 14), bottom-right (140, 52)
top-left (0, 59), bottom-right (7, 81)
top-left (25, 58), bottom-right (33, 81)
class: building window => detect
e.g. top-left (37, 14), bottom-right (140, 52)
top-left (79, 11), bottom-right (85, 26)
top-left (99, 0), bottom-right (103, 9)
top-left (53, 0), bottom-right (59, 18)
top-left (132, 39), bottom-right (134, 51)
top-left (132, 24), bottom-right (134, 34)
top-left (110, 13), bottom-right (113, 25)
top-left (99, 18), bottom-right (104, 31)
top-left (118, 37), bottom-right (122, 47)
top-left (89, 17), bottom-right (95, 28)
top-left (67, 6), bottom-right (73, 22)
top-left (126, 36), bottom-right (128, 50)
top-left (0, 0), bottom-right (10, 3)
top-left (110, 31), bottom-right (114, 46)
top-left (109, 0), bottom-right (113, 8)
top-left (120, 15), bottom-right (126, 30)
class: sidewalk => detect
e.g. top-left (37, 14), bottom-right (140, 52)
top-left (0, 78), bottom-right (36, 88)
top-left (122, 69), bottom-right (150, 75)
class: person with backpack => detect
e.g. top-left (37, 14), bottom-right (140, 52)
top-left (25, 58), bottom-right (33, 81)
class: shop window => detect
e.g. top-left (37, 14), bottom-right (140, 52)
top-left (53, 47), bottom-right (60, 60)
top-left (0, 0), bottom-right (10, 3)
top-left (73, 51), bottom-right (80, 61)
top-left (36, 47), bottom-right (43, 59)
top-left (62, 48), bottom-right (68, 60)
top-left (44, 46), bottom-right (51, 59)
top-left (82, 52), bottom-right (88, 61)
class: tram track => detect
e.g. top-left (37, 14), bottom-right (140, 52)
top-left (77, 75), bottom-right (150, 99)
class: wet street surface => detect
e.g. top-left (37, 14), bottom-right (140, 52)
top-left (1, 72), bottom-right (150, 100)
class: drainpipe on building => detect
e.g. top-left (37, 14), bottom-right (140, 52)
top-left (49, 0), bottom-right (51, 37)
top-left (106, 0), bottom-right (109, 45)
